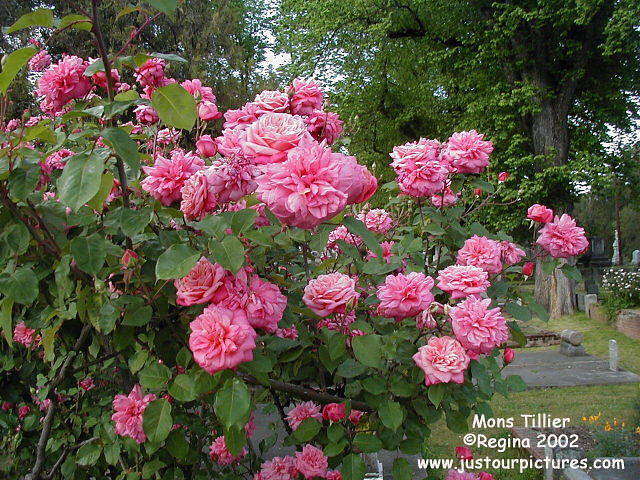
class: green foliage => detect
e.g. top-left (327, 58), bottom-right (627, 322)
top-left (151, 83), bottom-right (198, 131)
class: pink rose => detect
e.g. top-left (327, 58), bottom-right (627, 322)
top-left (79, 377), bottom-right (95, 391)
top-left (134, 105), bottom-right (159, 125)
top-left (536, 214), bottom-right (589, 258)
top-left (326, 470), bottom-right (342, 480)
top-left (286, 401), bottom-right (323, 431)
top-left (196, 135), bottom-right (217, 157)
top-left (354, 165), bottom-right (378, 203)
top-left (254, 90), bottom-right (290, 114)
top-left (390, 139), bottom-right (449, 197)
top-left (348, 409), bottom-right (364, 425)
top-left (174, 257), bottom-right (227, 306)
top-left (436, 265), bottom-right (490, 300)
top-left (305, 109), bottom-right (343, 145)
top-left (456, 446), bottom-right (473, 460)
top-left (499, 241), bottom-right (526, 266)
top-left (255, 456), bottom-right (298, 480)
top-left (413, 336), bottom-right (469, 386)
top-left (498, 171), bottom-right (509, 182)
top-left (180, 170), bottom-right (218, 221)
top-left (209, 436), bottom-right (247, 465)
top-left (456, 235), bottom-right (503, 275)
top-left (182, 79), bottom-right (216, 102)
top-left (503, 348), bottom-right (515, 364)
top-left (18, 405), bottom-right (30, 419)
top-left (322, 403), bottom-right (346, 422)
top-left (111, 385), bottom-right (156, 443)
top-left (216, 128), bottom-right (246, 157)
top-left (199, 101), bottom-right (223, 121)
top-left (527, 204), bottom-right (554, 223)
top-left (294, 445), bottom-right (328, 480)
top-left (188, 305), bottom-right (257, 374)
top-left (431, 186), bottom-right (459, 207)
top-left (450, 297), bottom-right (509, 359)
top-left (13, 322), bottom-right (40, 348)
top-left (135, 58), bottom-right (167, 88)
top-left (288, 78), bottom-right (324, 115)
top-left (29, 50), bottom-right (51, 72)
top-left (141, 150), bottom-right (204, 206)
top-left (303, 273), bottom-right (359, 317)
top-left (223, 102), bottom-right (260, 130)
top-left (445, 130), bottom-right (493, 174)
top-left (206, 157), bottom-right (259, 204)
top-left (522, 261), bottom-right (535, 277)
top-left (245, 275), bottom-right (288, 333)
top-left (478, 473), bottom-right (494, 480)
top-left (242, 113), bottom-right (307, 165)
top-left (37, 55), bottom-right (92, 113)
top-left (357, 208), bottom-right (393, 235)
top-left (376, 272), bottom-right (434, 321)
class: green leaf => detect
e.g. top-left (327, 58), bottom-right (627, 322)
top-left (8, 166), bottom-right (39, 200)
top-left (351, 334), bottom-right (382, 369)
top-left (166, 429), bottom-right (189, 459)
top-left (5, 9), bottom-right (53, 34)
top-left (471, 178), bottom-right (495, 194)
top-left (58, 14), bottom-right (92, 31)
top-left (128, 350), bottom-right (148, 374)
top-left (70, 234), bottom-right (107, 276)
top-left (210, 236), bottom-right (245, 273)
top-left (122, 304), bottom-right (152, 326)
top-left (0, 47), bottom-right (37, 94)
top-left (223, 425), bottom-right (246, 456)
top-left (353, 433), bottom-right (383, 453)
top-left (293, 418), bottom-right (321, 442)
top-left (84, 59), bottom-right (105, 77)
top-left (143, 398), bottom-right (173, 443)
top-left (231, 209), bottom-right (258, 234)
top-left (87, 172), bottom-right (115, 210)
top-left (155, 244), bottom-right (199, 280)
top-left (101, 127), bottom-right (141, 171)
top-left (378, 401), bottom-right (403, 431)
top-left (561, 264), bottom-right (582, 282)
top-left (147, 0), bottom-right (178, 16)
top-left (1, 298), bottom-right (14, 347)
top-left (151, 83), bottom-right (197, 130)
top-left (103, 443), bottom-right (120, 466)
top-left (504, 302), bottom-right (532, 321)
top-left (341, 453), bottom-right (366, 480)
top-left (427, 383), bottom-right (445, 408)
top-left (214, 378), bottom-right (250, 429)
top-left (98, 301), bottom-right (119, 334)
top-left (120, 208), bottom-right (153, 237)
top-left (169, 374), bottom-right (197, 402)
top-left (343, 216), bottom-right (382, 258)
top-left (57, 153), bottom-right (105, 211)
top-left (505, 375), bottom-right (527, 392)
top-left (76, 440), bottom-right (101, 466)
top-left (445, 410), bottom-right (469, 433)
top-left (507, 320), bottom-right (526, 347)
top-left (139, 363), bottom-right (172, 390)
top-left (392, 458), bottom-right (412, 480)
top-left (0, 268), bottom-right (38, 304)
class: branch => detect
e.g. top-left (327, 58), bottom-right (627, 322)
top-left (42, 437), bottom-right (98, 480)
top-left (241, 374), bottom-right (371, 412)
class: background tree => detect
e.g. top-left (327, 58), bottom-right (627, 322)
top-left (276, 0), bottom-right (640, 317)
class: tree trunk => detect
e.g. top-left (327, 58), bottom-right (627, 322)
top-left (530, 96), bottom-right (577, 318)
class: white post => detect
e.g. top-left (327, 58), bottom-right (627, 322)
top-left (609, 339), bottom-right (619, 372)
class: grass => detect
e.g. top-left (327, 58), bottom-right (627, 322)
top-left (419, 313), bottom-right (640, 480)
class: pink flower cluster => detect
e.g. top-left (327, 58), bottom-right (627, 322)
top-left (37, 55), bottom-right (92, 113)
top-left (13, 322), bottom-right (40, 348)
top-left (413, 336), bottom-right (469, 386)
top-left (141, 149), bottom-right (204, 206)
top-left (253, 445), bottom-right (332, 480)
top-left (456, 235), bottom-right (503, 275)
top-left (450, 298), bottom-right (509, 359)
top-left (536, 214), bottom-right (588, 259)
top-left (303, 273), bottom-right (359, 317)
top-left (209, 436), bottom-right (247, 465)
top-left (111, 384), bottom-right (156, 443)
top-left (376, 271), bottom-right (434, 321)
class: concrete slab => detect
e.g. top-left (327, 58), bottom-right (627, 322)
top-left (502, 350), bottom-right (640, 388)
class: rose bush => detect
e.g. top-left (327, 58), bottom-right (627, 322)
top-left (0, 4), bottom-right (587, 480)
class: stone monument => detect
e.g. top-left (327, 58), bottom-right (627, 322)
top-left (632, 249), bottom-right (640, 266)
top-left (559, 329), bottom-right (586, 356)
top-left (611, 230), bottom-right (621, 265)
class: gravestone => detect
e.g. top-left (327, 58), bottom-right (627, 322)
top-left (611, 231), bottom-right (621, 265)
top-left (559, 329), bottom-right (586, 356)
top-left (584, 294), bottom-right (597, 319)
top-left (632, 249), bottom-right (640, 266)
top-left (609, 339), bottom-right (618, 372)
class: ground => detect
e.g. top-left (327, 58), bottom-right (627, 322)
top-left (424, 313), bottom-right (640, 480)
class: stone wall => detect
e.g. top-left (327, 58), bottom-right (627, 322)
top-left (616, 309), bottom-right (640, 340)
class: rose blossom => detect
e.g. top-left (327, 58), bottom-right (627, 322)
top-left (305, 109), bottom-right (343, 145)
top-left (174, 257), bottom-right (227, 306)
top-left (255, 139), bottom-right (351, 229)
top-left (445, 130), bottom-right (493, 174)
top-left (436, 265), bottom-right (490, 299)
top-left (536, 214), bottom-right (589, 258)
top-left (142, 150), bottom-right (204, 206)
top-left (294, 444), bottom-right (328, 480)
top-left (199, 101), bottom-right (223, 121)
top-left (180, 170), bottom-right (218, 220)
top-left (18, 406), bottom-right (30, 419)
top-left (431, 186), bottom-right (459, 207)
top-left (134, 104), bottom-right (159, 125)
top-left (376, 272), bottom-right (434, 321)
top-left (288, 78), bottom-right (324, 115)
top-left (522, 261), bottom-right (535, 277)
top-left (478, 473), bottom-right (494, 480)
top-left (255, 456), bottom-right (298, 480)
top-left (156, 127), bottom-right (181, 145)
top-left (217, 128), bottom-right (246, 157)
top-left (209, 436), bottom-right (247, 465)
top-left (357, 208), bottom-right (393, 235)
top-left (79, 377), bottom-right (95, 391)
top-left (276, 326), bottom-right (299, 340)
top-left (413, 336), bottom-right (469, 386)
top-left (366, 240), bottom-right (394, 263)
top-left (111, 384), bottom-right (156, 443)
top-left (181, 79), bottom-right (215, 102)
top-left (322, 403), bottom-right (346, 422)
top-left (41, 148), bottom-right (73, 176)
top-left (285, 401), bottom-right (323, 431)
top-left (254, 90), bottom-right (290, 114)
top-left (303, 273), bottom-right (359, 317)
top-left (456, 446), bottom-right (474, 460)
top-left (37, 55), bottom-right (92, 113)
top-left (135, 58), bottom-right (167, 88)
top-left (390, 139), bottom-right (449, 197)
top-left (223, 102), bottom-right (260, 130)
top-left (349, 409), bottom-right (364, 425)
top-left (450, 297), bottom-right (509, 359)
top-left (503, 348), bottom-right (515, 364)
top-left (500, 241), bottom-right (526, 266)
top-left (527, 204), bottom-right (554, 223)
top-left (188, 305), bottom-right (257, 374)
top-left (29, 50), bottom-right (51, 72)
top-left (498, 171), bottom-right (509, 182)
top-left (206, 156), bottom-right (259, 204)
top-left (242, 113), bottom-right (307, 164)
top-left (326, 471), bottom-right (342, 480)
top-left (355, 165), bottom-right (378, 203)
top-left (13, 322), bottom-right (40, 348)
top-left (456, 235), bottom-right (503, 275)
top-left (245, 275), bottom-right (288, 333)
top-left (196, 135), bottom-right (217, 157)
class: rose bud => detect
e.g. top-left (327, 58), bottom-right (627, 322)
top-left (455, 446), bottom-right (473, 460)
top-left (196, 134), bottom-right (217, 157)
top-left (503, 348), bottom-right (515, 364)
top-left (198, 101), bottom-right (222, 121)
top-left (1, 401), bottom-right (12, 411)
top-left (498, 171), bottom-right (509, 182)
top-left (121, 249), bottom-right (138, 268)
top-left (527, 204), bottom-right (554, 223)
top-left (474, 188), bottom-right (482, 196)
top-left (322, 403), bottom-right (346, 422)
top-left (348, 409), bottom-right (364, 425)
top-left (78, 377), bottom-right (95, 391)
top-left (18, 406), bottom-right (30, 419)
top-left (162, 394), bottom-right (174, 404)
top-left (479, 473), bottom-right (495, 480)
top-left (522, 261), bottom-right (535, 278)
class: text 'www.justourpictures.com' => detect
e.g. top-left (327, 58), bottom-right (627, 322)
top-left (417, 457), bottom-right (625, 473)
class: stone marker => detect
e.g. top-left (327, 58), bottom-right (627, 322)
top-left (609, 339), bottom-right (618, 372)
top-left (561, 329), bottom-right (583, 346)
top-left (584, 294), bottom-right (597, 318)
top-left (632, 249), bottom-right (640, 266)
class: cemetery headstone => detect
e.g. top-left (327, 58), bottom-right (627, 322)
top-left (632, 249), bottom-right (640, 266)
top-left (584, 294), bottom-right (597, 318)
top-left (609, 339), bottom-right (619, 372)
top-left (559, 329), bottom-right (586, 356)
